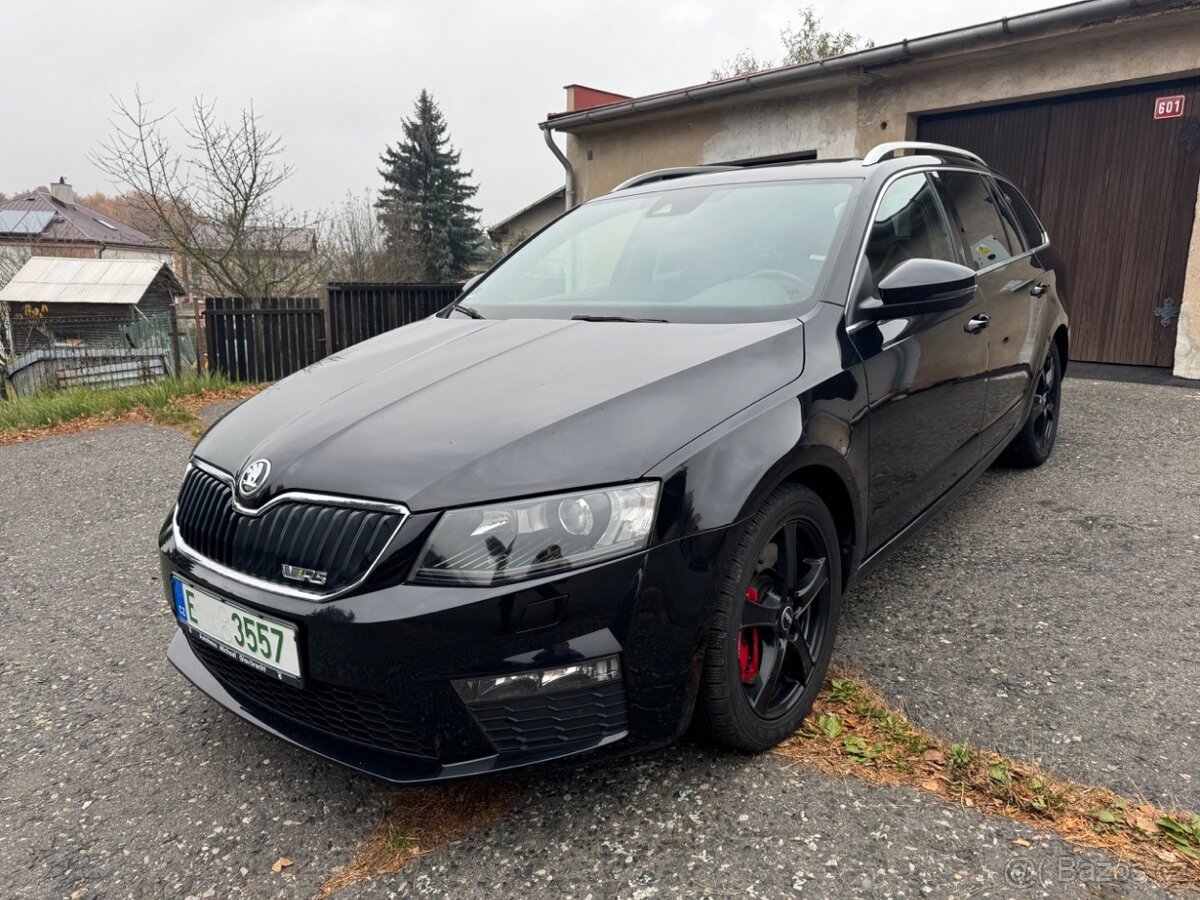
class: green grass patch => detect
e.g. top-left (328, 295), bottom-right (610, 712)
top-left (0, 375), bottom-right (239, 434)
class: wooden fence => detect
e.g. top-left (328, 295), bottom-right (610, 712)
top-left (326, 283), bottom-right (462, 352)
top-left (203, 283), bottom-right (462, 381)
top-left (204, 297), bottom-right (326, 382)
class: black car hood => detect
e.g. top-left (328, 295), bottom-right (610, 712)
top-left (195, 317), bottom-right (804, 511)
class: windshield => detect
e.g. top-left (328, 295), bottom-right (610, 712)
top-left (465, 178), bottom-right (858, 324)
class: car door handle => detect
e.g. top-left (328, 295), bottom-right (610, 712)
top-left (964, 314), bottom-right (990, 334)
top-left (1030, 282), bottom-right (1049, 297)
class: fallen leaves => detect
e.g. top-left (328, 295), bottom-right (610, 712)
top-left (775, 666), bottom-right (1200, 892)
top-left (319, 780), bottom-right (522, 897)
top-left (1132, 814), bottom-right (1161, 835)
top-left (271, 857), bottom-right (294, 874)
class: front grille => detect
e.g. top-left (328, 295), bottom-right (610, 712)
top-left (466, 680), bottom-right (628, 755)
top-left (175, 465), bottom-right (404, 595)
top-left (188, 635), bottom-right (437, 759)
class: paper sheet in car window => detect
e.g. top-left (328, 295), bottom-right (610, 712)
top-left (972, 234), bottom-right (1011, 267)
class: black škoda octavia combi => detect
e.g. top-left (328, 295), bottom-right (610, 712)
top-left (161, 142), bottom-right (1068, 781)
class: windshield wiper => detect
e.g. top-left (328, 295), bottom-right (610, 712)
top-left (448, 303), bottom-right (485, 319)
top-left (570, 315), bottom-right (669, 323)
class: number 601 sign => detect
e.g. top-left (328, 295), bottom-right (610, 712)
top-left (1154, 95), bottom-right (1186, 120)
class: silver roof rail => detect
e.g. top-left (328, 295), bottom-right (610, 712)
top-left (611, 166), bottom-right (739, 192)
top-left (862, 141), bottom-right (985, 167)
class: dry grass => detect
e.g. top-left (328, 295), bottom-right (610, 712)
top-left (0, 381), bottom-right (261, 446)
top-left (776, 667), bottom-right (1200, 891)
top-left (319, 780), bottom-right (523, 897)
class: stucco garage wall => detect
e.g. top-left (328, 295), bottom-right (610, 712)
top-left (855, 13), bottom-right (1200, 145)
top-left (567, 111), bottom-right (720, 203)
top-left (1174, 191), bottom-right (1200, 379)
top-left (700, 89), bottom-right (860, 165)
top-left (567, 86), bottom-right (860, 201)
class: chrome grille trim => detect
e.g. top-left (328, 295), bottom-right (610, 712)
top-left (172, 460), bottom-right (410, 602)
top-left (191, 457), bottom-right (409, 518)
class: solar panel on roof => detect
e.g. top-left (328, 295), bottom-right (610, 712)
top-left (0, 209), bottom-right (54, 235)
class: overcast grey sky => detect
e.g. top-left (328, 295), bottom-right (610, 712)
top-left (2, 0), bottom-right (1057, 226)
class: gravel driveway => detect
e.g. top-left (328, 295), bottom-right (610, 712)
top-left (1, 375), bottom-right (1196, 899)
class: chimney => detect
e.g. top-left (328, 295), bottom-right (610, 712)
top-left (50, 176), bottom-right (74, 204)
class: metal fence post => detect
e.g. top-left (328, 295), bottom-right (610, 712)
top-left (169, 306), bottom-right (183, 378)
top-left (192, 302), bottom-right (206, 376)
top-left (322, 287), bottom-right (335, 356)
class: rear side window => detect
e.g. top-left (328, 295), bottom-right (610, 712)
top-left (995, 181), bottom-right (1047, 250)
top-left (932, 171), bottom-right (1016, 270)
top-left (865, 173), bottom-right (957, 284)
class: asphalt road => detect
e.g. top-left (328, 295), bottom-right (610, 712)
top-left (0, 375), bottom-right (1196, 899)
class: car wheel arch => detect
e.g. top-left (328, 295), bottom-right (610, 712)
top-left (648, 396), bottom-right (865, 580)
top-left (729, 451), bottom-right (863, 586)
top-left (781, 465), bottom-right (859, 582)
top-left (1053, 324), bottom-right (1068, 376)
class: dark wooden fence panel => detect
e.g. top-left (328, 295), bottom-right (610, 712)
top-left (204, 297), bottom-right (325, 382)
top-left (327, 283), bottom-right (462, 352)
top-left (203, 285), bottom-right (465, 381)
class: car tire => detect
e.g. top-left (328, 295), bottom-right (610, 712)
top-left (696, 484), bottom-right (842, 753)
top-left (1000, 342), bottom-right (1062, 468)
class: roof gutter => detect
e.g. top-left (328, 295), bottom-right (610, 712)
top-left (540, 125), bottom-right (577, 210)
top-left (542, 0), bottom-right (1177, 132)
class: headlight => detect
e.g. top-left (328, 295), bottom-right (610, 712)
top-left (411, 482), bottom-right (659, 586)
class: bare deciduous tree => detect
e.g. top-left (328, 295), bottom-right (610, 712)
top-left (90, 89), bottom-right (319, 300)
top-left (0, 247), bottom-right (30, 287)
top-left (74, 190), bottom-right (175, 243)
top-left (317, 190), bottom-right (425, 284)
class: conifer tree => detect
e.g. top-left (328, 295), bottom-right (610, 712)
top-left (376, 90), bottom-right (483, 281)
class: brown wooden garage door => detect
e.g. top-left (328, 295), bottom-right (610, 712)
top-left (919, 77), bottom-right (1200, 366)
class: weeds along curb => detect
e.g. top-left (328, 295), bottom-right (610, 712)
top-left (774, 668), bottom-right (1200, 892)
top-left (0, 382), bottom-right (261, 447)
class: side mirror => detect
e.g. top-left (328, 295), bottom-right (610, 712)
top-left (461, 273), bottom-right (483, 294)
top-left (859, 258), bottom-right (977, 321)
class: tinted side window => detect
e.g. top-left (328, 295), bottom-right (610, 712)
top-left (865, 173), bottom-right (957, 284)
top-left (933, 171), bottom-right (1016, 269)
top-left (995, 181), bottom-right (1046, 250)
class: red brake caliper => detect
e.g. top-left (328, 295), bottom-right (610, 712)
top-left (739, 586), bottom-right (761, 683)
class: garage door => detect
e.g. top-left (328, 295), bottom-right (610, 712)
top-left (919, 77), bottom-right (1200, 367)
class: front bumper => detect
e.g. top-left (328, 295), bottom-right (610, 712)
top-left (160, 524), bottom-right (731, 783)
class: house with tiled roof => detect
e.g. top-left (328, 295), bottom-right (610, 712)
top-left (0, 179), bottom-right (175, 288)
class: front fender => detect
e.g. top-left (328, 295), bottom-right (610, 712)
top-left (646, 369), bottom-right (869, 565)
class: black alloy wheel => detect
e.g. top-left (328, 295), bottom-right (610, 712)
top-left (697, 484), bottom-right (842, 752)
top-left (1000, 342), bottom-right (1063, 468)
top-left (1031, 349), bottom-right (1060, 457)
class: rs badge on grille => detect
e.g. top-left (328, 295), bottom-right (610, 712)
top-left (282, 564), bottom-right (328, 586)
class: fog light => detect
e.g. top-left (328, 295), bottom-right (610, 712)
top-left (454, 655), bottom-right (621, 703)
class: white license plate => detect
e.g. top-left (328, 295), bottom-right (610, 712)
top-left (172, 578), bottom-right (302, 684)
